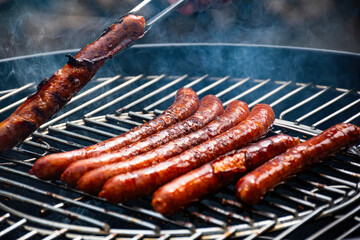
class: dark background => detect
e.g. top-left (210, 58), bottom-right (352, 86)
top-left (0, 0), bottom-right (359, 59)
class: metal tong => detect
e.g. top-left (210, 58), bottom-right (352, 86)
top-left (128, 0), bottom-right (189, 27)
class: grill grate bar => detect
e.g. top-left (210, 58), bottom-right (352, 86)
top-left (123, 204), bottom-right (195, 230)
top-left (270, 82), bottom-right (311, 107)
top-left (116, 74), bottom-right (187, 114)
top-left (314, 171), bottom-right (358, 189)
top-left (196, 76), bottom-right (230, 96)
top-left (84, 74), bottom-right (165, 117)
top-left (0, 201), bottom-right (102, 234)
top-left (9, 147), bottom-right (45, 158)
top-left (344, 111), bottom-right (360, 123)
top-left (0, 96), bottom-right (27, 114)
top-left (0, 213), bottom-right (10, 223)
top-left (187, 211), bottom-right (227, 229)
top-left (289, 185), bottom-right (333, 203)
top-left (0, 189), bottom-right (110, 231)
top-left (335, 216), bottom-right (360, 240)
top-left (307, 204), bottom-right (360, 240)
top-left (248, 81), bottom-right (291, 108)
top-left (217, 228), bottom-right (237, 240)
top-left (48, 126), bottom-right (101, 143)
top-left (271, 191), bottom-right (317, 209)
top-left (215, 77), bottom-right (249, 98)
top-left (39, 75), bottom-right (140, 129)
top-left (279, 85), bottom-right (330, 120)
top-left (295, 89), bottom-right (351, 124)
top-left (202, 204), bottom-right (253, 224)
top-left (83, 118), bottom-right (130, 132)
top-left (106, 115), bottom-right (142, 126)
top-left (0, 177), bottom-right (160, 231)
top-left (0, 156), bottom-right (33, 167)
top-left (42, 228), bottom-right (67, 240)
top-left (273, 204), bottom-right (328, 240)
top-left (0, 218), bottom-right (27, 238)
top-left (70, 76), bottom-right (121, 103)
top-left (17, 229), bottom-right (38, 240)
top-left (66, 122), bottom-right (118, 138)
top-left (223, 79), bottom-right (270, 106)
top-left (21, 140), bottom-right (63, 153)
top-left (312, 97), bottom-right (360, 128)
top-left (300, 178), bottom-right (348, 196)
top-left (32, 132), bottom-right (85, 149)
top-left (0, 82), bottom-right (34, 102)
top-left (263, 200), bottom-right (299, 217)
top-left (143, 75), bottom-right (208, 111)
top-left (244, 220), bottom-right (276, 240)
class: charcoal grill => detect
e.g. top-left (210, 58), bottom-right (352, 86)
top-left (0, 43), bottom-right (360, 239)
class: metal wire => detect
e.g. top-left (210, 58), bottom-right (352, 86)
top-left (1, 74), bottom-right (360, 239)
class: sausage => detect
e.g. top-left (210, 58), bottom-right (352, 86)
top-left (0, 15), bottom-right (146, 154)
top-left (152, 134), bottom-right (300, 215)
top-left (30, 87), bottom-right (199, 180)
top-left (235, 122), bottom-right (360, 205)
top-left (99, 103), bottom-right (275, 203)
top-left (60, 95), bottom-right (223, 186)
top-left (77, 100), bottom-right (249, 194)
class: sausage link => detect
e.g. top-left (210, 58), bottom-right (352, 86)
top-left (152, 134), bottom-right (300, 215)
top-left (235, 122), bottom-right (360, 205)
top-left (77, 100), bottom-right (249, 194)
top-left (99, 103), bottom-right (275, 203)
top-left (61, 95), bottom-right (223, 186)
top-left (30, 87), bottom-right (199, 180)
top-left (0, 15), bottom-right (145, 154)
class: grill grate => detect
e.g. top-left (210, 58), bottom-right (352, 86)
top-left (0, 74), bottom-right (360, 239)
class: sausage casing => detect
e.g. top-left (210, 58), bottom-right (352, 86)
top-left (60, 95), bottom-right (223, 186)
top-left (152, 134), bottom-right (300, 215)
top-left (76, 100), bottom-right (249, 194)
top-left (30, 87), bottom-right (199, 180)
top-left (99, 103), bottom-right (275, 203)
top-left (235, 122), bottom-right (360, 205)
top-left (0, 15), bottom-right (145, 154)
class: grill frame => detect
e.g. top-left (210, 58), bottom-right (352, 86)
top-left (0, 44), bottom-right (360, 239)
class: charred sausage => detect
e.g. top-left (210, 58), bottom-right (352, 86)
top-left (99, 103), bottom-right (275, 203)
top-left (152, 134), bottom-right (300, 215)
top-left (235, 122), bottom-right (360, 205)
top-left (77, 100), bottom-right (249, 194)
top-left (30, 87), bottom-right (199, 180)
top-left (0, 15), bottom-right (146, 154)
top-left (60, 95), bottom-right (223, 186)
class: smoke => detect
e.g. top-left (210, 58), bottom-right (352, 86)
top-left (0, 0), bottom-right (359, 60)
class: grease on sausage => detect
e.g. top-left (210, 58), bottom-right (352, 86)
top-left (76, 100), bottom-right (249, 194)
top-left (30, 87), bottom-right (199, 180)
top-left (152, 134), bottom-right (300, 215)
top-left (61, 95), bottom-right (223, 186)
top-left (99, 103), bottom-right (275, 203)
top-left (235, 122), bottom-right (360, 205)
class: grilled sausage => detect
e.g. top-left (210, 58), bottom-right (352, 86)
top-left (30, 87), bottom-right (199, 180)
top-left (77, 100), bottom-right (249, 194)
top-left (152, 134), bottom-right (300, 215)
top-left (0, 15), bottom-right (146, 154)
top-left (61, 95), bottom-right (223, 186)
top-left (235, 122), bottom-right (360, 205)
top-left (99, 103), bottom-right (275, 203)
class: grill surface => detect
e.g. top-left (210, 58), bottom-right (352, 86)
top-left (0, 44), bottom-right (360, 239)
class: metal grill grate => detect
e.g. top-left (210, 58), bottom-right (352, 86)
top-left (0, 74), bottom-right (360, 239)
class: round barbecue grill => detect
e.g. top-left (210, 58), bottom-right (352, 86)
top-left (0, 43), bottom-right (360, 239)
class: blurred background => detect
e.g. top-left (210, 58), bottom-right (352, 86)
top-left (0, 0), bottom-right (359, 59)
